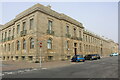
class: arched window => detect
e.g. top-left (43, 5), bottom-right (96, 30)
top-left (30, 38), bottom-right (34, 49)
top-left (8, 43), bottom-right (10, 51)
top-left (79, 43), bottom-right (82, 52)
top-left (12, 42), bottom-right (14, 51)
top-left (23, 39), bottom-right (26, 49)
top-left (74, 28), bottom-right (76, 37)
top-left (66, 41), bottom-right (69, 49)
top-left (4, 44), bottom-right (6, 52)
top-left (66, 26), bottom-right (69, 34)
top-left (17, 41), bottom-right (20, 50)
top-left (47, 39), bottom-right (52, 49)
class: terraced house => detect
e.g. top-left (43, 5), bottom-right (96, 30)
top-left (0, 3), bottom-right (118, 62)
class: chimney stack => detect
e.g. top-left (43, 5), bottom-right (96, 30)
top-left (47, 4), bottom-right (51, 9)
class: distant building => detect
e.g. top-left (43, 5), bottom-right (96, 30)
top-left (0, 3), bottom-right (118, 62)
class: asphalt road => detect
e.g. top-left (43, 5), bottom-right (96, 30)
top-left (3, 56), bottom-right (119, 78)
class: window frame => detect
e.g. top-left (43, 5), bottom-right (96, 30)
top-left (48, 20), bottom-right (52, 31)
top-left (17, 41), bottom-right (20, 50)
top-left (47, 39), bottom-right (52, 49)
top-left (17, 24), bottom-right (20, 34)
top-left (30, 38), bottom-right (34, 49)
top-left (30, 18), bottom-right (34, 30)
top-left (23, 39), bottom-right (26, 50)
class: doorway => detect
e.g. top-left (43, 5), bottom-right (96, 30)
top-left (74, 48), bottom-right (77, 55)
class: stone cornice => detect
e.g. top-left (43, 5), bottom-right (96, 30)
top-left (1, 3), bottom-right (84, 30)
top-left (83, 29), bottom-right (110, 42)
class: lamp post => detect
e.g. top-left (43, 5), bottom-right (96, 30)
top-left (39, 41), bottom-right (42, 68)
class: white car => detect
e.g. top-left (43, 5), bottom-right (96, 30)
top-left (110, 53), bottom-right (119, 56)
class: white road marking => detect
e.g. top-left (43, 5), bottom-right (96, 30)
top-left (24, 69), bottom-right (31, 72)
top-left (32, 68), bottom-right (37, 70)
top-left (6, 72), bottom-right (13, 74)
top-left (42, 68), bottom-right (47, 69)
top-left (18, 70), bottom-right (24, 73)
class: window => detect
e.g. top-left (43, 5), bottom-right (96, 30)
top-left (13, 28), bottom-right (15, 36)
top-left (28, 56), bottom-right (33, 60)
top-left (86, 35), bottom-right (87, 42)
top-left (48, 56), bottom-right (53, 60)
top-left (8, 30), bottom-right (11, 36)
top-left (48, 20), bottom-right (52, 31)
top-left (23, 39), bottom-right (26, 49)
top-left (8, 30), bottom-right (11, 40)
top-left (79, 31), bottom-right (81, 38)
top-left (4, 44), bottom-right (6, 52)
top-left (23, 22), bottom-right (26, 31)
top-left (17, 24), bottom-right (20, 34)
top-left (66, 41), bottom-right (69, 49)
top-left (30, 19), bottom-right (34, 30)
top-left (83, 35), bottom-right (85, 41)
top-left (74, 43), bottom-right (77, 47)
top-left (88, 36), bottom-right (90, 42)
top-left (17, 41), bottom-right (20, 50)
top-left (86, 45), bottom-right (88, 52)
top-left (47, 39), bottom-right (52, 49)
top-left (89, 45), bottom-right (90, 52)
top-left (5, 32), bottom-right (7, 39)
top-left (66, 26), bottom-right (69, 34)
top-left (74, 28), bottom-right (76, 37)
top-left (30, 38), bottom-right (34, 49)
top-left (2, 33), bottom-right (3, 40)
top-left (12, 42), bottom-right (14, 51)
top-left (79, 43), bottom-right (82, 52)
top-left (84, 44), bottom-right (85, 51)
top-left (8, 43), bottom-right (10, 51)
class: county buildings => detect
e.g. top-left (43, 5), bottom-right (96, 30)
top-left (0, 3), bottom-right (118, 62)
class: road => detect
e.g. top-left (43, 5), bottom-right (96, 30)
top-left (3, 56), bottom-right (119, 78)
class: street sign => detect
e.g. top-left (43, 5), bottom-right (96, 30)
top-left (39, 42), bottom-right (42, 48)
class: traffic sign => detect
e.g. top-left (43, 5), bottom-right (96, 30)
top-left (39, 42), bottom-right (42, 48)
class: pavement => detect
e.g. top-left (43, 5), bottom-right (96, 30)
top-left (2, 56), bottom-right (109, 71)
top-left (2, 60), bottom-right (73, 71)
top-left (2, 56), bottom-right (119, 78)
top-left (1, 56), bottom-right (110, 76)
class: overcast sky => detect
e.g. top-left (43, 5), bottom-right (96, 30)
top-left (0, 2), bottom-right (118, 43)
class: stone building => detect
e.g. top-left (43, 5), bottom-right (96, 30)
top-left (0, 3), bottom-right (118, 62)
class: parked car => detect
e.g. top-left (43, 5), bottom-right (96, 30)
top-left (84, 54), bottom-right (100, 60)
top-left (110, 53), bottom-right (119, 56)
top-left (94, 54), bottom-right (101, 59)
top-left (71, 55), bottom-right (85, 62)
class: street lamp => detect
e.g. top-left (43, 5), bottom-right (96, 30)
top-left (39, 42), bottom-right (42, 68)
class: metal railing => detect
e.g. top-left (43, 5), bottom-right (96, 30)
top-left (47, 30), bottom-right (54, 35)
top-left (65, 33), bottom-right (71, 38)
top-left (20, 30), bottom-right (27, 37)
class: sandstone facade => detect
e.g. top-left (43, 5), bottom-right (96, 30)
top-left (0, 3), bottom-right (118, 62)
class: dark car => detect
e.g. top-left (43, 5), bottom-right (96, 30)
top-left (94, 54), bottom-right (101, 59)
top-left (84, 54), bottom-right (100, 60)
top-left (71, 55), bottom-right (85, 62)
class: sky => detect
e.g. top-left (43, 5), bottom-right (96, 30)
top-left (0, 2), bottom-right (118, 43)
